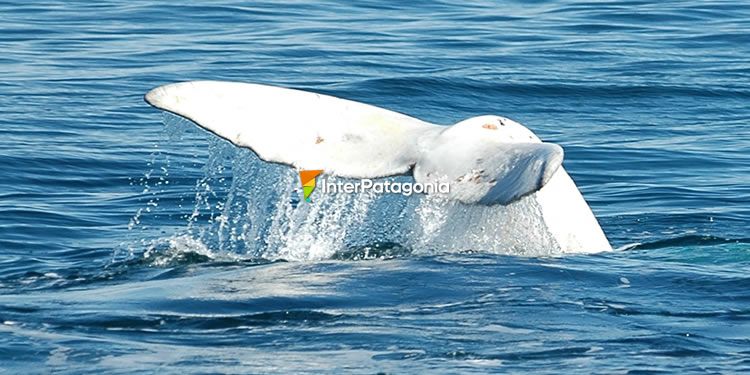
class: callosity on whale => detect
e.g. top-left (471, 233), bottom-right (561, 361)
top-left (145, 81), bottom-right (612, 253)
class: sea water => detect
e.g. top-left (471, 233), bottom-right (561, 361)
top-left (1, 1), bottom-right (749, 373)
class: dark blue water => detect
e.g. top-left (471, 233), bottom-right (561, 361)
top-left (2, 1), bottom-right (749, 373)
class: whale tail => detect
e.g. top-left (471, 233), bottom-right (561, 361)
top-left (145, 81), bottom-right (563, 205)
top-left (145, 81), bottom-right (611, 253)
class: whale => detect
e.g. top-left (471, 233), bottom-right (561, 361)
top-left (145, 81), bottom-right (612, 253)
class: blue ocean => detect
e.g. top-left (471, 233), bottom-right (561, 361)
top-left (2, 1), bottom-right (749, 373)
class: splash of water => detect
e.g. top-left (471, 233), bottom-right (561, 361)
top-left (124, 114), bottom-right (563, 263)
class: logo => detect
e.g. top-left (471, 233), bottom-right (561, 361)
top-left (298, 169), bottom-right (450, 203)
top-left (299, 169), bottom-right (323, 202)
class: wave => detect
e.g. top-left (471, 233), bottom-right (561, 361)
top-left (630, 235), bottom-right (750, 250)
top-left (352, 76), bottom-right (750, 102)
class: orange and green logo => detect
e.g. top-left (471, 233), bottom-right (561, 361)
top-left (299, 169), bottom-right (323, 202)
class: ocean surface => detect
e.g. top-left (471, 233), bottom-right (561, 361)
top-left (2, 0), bottom-right (749, 373)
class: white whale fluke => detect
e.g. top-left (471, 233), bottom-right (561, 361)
top-left (145, 81), bottom-right (612, 253)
